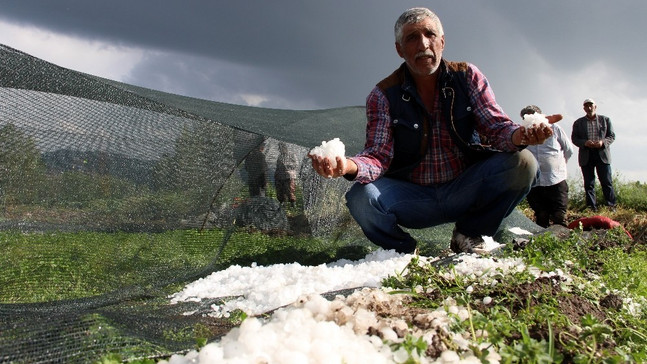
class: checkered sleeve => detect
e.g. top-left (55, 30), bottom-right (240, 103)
top-left (348, 86), bottom-right (394, 183)
top-left (466, 64), bottom-right (521, 151)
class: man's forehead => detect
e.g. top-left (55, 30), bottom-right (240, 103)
top-left (403, 18), bottom-right (438, 33)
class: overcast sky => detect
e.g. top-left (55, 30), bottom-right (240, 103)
top-left (1, 1), bottom-right (645, 183)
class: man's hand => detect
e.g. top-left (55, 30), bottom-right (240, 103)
top-left (585, 140), bottom-right (604, 148)
top-left (308, 155), bottom-right (357, 179)
top-left (513, 123), bottom-right (554, 146)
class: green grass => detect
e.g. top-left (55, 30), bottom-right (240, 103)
top-left (381, 215), bottom-right (647, 363)
top-left (382, 228), bottom-right (647, 362)
top-left (0, 229), bottom-right (215, 302)
top-left (2, 178), bottom-right (646, 363)
top-left (0, 227), bottom-right (370, 303)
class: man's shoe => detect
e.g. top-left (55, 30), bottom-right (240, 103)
top-left (450, 228), bottom-right (486, 255)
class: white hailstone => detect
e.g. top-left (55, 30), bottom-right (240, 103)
top-left (447, 305), bottom-right (459, 315)
top-left (428, 311), bottom-right (451, 330)
top-left (474, 329), bottom-right (489, 339)
top-left (303, 294), bottom-right (332, 320)
top-left (466, 285), bottom-right (474, 294)
top-left (508, 227), bottom-right (533, 235)
top-left (333, 305), bottom-right (354, 325)
top-left (457, 308), bottom-right (470, 321)
top-left (443, 297), bottom-right (457, 307)
top-left (521, 113), bottom-right (550, 128)
top-left (221, 331), bottom-right (247, 358)
top-left (391, 319), bottom-right (409, 337)
top-left (438, 350), bottom-right (461, 364)
top-left (197, 343), bottom-right (224, 362)
top-left (380, 326), bottom-right (399, 342)
top-left (368, 334), bottom-right (385, 348)
top-left (310, 338), bottom-right (341, 364)
top-left (477, 342), bottom-right (502, 363)
top-left (413, 312), bottom-right (435, 329)
top-left (329, 298), bottom-right (346, 313)
top-left (483, 296), bottom-right (493, 305)
top-left (293, 294), bottom-right (310, 307)
top-left (275, 350), bottom-right (310, 364)
top-left (421, 331), bottom-right (439, 347)
top-left (450, 332), bottom-right (471, 350)
top-left (461, 356), bottom-right (484, 364)
top-left (351, 307), bottom-right (379, 334)
top-left (392, 346), bottom-right (411, 364)
top-left (165, 353), bottom-right (191, 364)
top-left (309, 138), bottom-right (346, 168)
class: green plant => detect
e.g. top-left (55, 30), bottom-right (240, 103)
top-left (499, 323), bottom-right (562, 364)
top-left (388, 334), bottom-right (428, 364)
top-left (378, 211), bottom-right (647, 362)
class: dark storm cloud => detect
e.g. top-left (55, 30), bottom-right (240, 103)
top-left (1, 1), bottom-right (645, 109)
top-left (0, 0), bottom-right (446, 108)
top-left (484, 2), bottom-right (644, 73)
top-left (1, 3), bottom-right (387, 70)
top-left (1, 0), bottom-right (647, 181)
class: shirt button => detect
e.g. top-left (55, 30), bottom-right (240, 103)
top-left (414, 123), bottom-right (419, 129)
top-left (393, 119), bottom-right (399, 124)
top-left (466, 106), bottom-right (472, 111)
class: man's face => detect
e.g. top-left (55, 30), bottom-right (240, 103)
top-left (584, 102), bottom-right (597, 117)
top-left (395, 17), bottom-right (445, 77)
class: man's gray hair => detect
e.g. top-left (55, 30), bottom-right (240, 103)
top-left (394, 7), bottom-right (444, 45)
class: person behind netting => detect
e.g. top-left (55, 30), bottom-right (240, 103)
top-left (520, 105), bottom-right (574, 227)
top-left (571, 98), bottom-right (617, 212)
top-left (308, 7), bottom-right (558, 254)
top-left (245, 142), bottom-right (267, 197)
top-left (275, 142), bottom-right (298, 207)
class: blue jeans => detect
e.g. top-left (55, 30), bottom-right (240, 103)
top-left (581, 151), bottom-right (616, 209)
top-left (345, 150), bottom-right (538, 252)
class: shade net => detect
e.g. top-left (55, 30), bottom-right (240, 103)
top-left (0, 44), bottom-right (542, 363)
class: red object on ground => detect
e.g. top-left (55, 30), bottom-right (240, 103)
top-left (567, 215), bottom-right (633, 239)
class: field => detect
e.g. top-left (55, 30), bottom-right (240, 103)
top-left (1, 178), bottom-right (646, 363)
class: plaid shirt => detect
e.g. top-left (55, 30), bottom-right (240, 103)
top-left (350, 63), bottom-right (521, 185)
top-left (586, 115), bottom-right (600, 142)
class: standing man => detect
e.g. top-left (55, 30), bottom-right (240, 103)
top-left (309, 7), bottom-right (556, 254)
top-left (571, 99), bottom-right (617, 211)
top-left (521, 105), bottom-right (574, 227)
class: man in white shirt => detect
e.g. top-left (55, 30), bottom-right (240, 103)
top-left (521, 105), bottom-right (574, 227)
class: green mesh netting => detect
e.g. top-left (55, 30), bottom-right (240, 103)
top-left (0, 44), bottom-right (542, 363)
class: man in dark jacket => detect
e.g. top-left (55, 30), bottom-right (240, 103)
top-left (309, 7), bottom-right (556, 254)
top-left (571, 98), bottom-right (617, 211)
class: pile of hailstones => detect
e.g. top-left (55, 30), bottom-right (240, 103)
top-left (161, 285), bottom-right (504, 363)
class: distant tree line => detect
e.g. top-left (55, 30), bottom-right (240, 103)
top-left (0, 120), bottom-right (248, 231)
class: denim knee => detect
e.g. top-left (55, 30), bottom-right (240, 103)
top-left (345, 182), bottom-right (367, 216)
top-left (508, 150), bottom-right (538, 190)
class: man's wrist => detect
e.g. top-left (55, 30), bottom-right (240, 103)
top-left (343, 158), bottom-right (358, 180)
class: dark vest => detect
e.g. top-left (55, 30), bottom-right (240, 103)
top-left (377, 60), bottom-right (495, 180)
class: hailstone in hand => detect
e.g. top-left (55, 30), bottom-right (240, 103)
top-left (521, 113), bottom-right (549, 128)
top-left (309, 138), bottom-right (345, 168)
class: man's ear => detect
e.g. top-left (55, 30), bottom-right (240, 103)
top-left (395, 42), bottom-right (404, 58)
